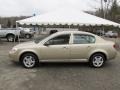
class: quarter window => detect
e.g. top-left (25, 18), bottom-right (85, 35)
top-left (73, 34), bottom-right (95, 44)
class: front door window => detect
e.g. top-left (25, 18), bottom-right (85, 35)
top-left (45, 34), bottom-right (70, 45)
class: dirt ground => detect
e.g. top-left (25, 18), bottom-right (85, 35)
top-left (0, 38), bottom-right (120, 90)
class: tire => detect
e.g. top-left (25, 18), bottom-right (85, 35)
top-left (89, 53), bottom-right (106, 68)
top-left (7, 34), bottom-right (15, 42)
top-left (20, 53), bottom-right (39, 68)
top-left (25, 34), bottom-right (31, 39)
top-left (15, 37), bottom-right (18, 42)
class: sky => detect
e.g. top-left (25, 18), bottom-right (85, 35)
top-left (0, 0), bottom-right (100, 17)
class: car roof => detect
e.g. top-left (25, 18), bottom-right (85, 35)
top-left (55, 31), bottom-right (94, 36)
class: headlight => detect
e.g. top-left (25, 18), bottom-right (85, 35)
top-left (9, 48), bottom-right (18, 54)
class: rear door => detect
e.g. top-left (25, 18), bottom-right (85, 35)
top-left (70, 34), bottom-right (96, 59)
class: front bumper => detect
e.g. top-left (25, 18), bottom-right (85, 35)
top-left (9, 52), bottom-right (19, 61)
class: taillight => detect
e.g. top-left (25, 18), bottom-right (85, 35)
top-left (113, 43), bottom-right (119, 50)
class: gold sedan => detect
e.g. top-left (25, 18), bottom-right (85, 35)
top-left (9, 31), bottom-right (117, 68)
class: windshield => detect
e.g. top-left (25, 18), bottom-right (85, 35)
top-left (34, 35), bottom-right (48, 43)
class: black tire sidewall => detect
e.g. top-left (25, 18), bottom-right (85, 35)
top-left (25, 34), bottom-right (31, 39)
top-left (7, 35), bottom-right (14, 42)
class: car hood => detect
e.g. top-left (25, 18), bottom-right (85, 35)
top-left (13, 41), bottom-right (38, 49)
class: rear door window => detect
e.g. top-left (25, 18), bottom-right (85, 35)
top-left (73, 34), bottom-right (95, 44)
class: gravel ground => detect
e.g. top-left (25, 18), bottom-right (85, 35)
top-left (0, 38), bottom-right (120, 90)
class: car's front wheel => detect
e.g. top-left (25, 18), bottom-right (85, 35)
top-left (25, 34), bottom-right (31, 39)
top-left (20, 53), bottom-right (39, 68)
top-left (89, 53), bottom-right (106, 68)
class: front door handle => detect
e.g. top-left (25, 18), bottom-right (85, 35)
top-left (63, 47), bottom-right (68, 49)
top-left (87, 46), bottom-right (91, 48)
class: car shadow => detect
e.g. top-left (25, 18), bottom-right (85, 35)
top-left (11, 61), bottom-right (90, 69)
top-left (11, 61), bottom-right (112, 69)
top-left (37, 62), bottom-right (91, 69)
top-left (11, 61), bottom-right (23, 68)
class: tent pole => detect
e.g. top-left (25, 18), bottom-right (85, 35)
top-left (14, 23), bottom-right (17, 45)
top-left (69, 25), bottom-right (70, 29)
top-left (14, 22), bottom-right (17, 45)
top-left (102, 26), bottom-right (104, 36)
top-left (16, 22), bottom-right (20, 44)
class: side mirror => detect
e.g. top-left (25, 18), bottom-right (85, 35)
top-left (44, 41), bottom-right (50, 46)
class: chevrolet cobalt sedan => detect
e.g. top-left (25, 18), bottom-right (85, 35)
top-left (9, 31), bottom-right (117, 68)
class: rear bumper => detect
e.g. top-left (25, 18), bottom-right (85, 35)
top-left (108, 51), bottom-right (117, 60)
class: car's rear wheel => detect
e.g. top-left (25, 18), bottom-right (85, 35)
top-left (89, 53), bottom-right (106, 68)
top-left (20, 53), bottom-right (39, 68)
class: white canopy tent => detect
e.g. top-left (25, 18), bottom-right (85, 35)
top-left (16, 8), bottom-right (120, 27)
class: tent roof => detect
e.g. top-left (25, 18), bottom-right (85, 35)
top-left (16, 8), bottom-right (120, 27)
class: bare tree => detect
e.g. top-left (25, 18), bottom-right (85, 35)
top-left (92, 0), bottom-right (117, 18)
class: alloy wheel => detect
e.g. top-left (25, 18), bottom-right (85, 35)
top-left (23, 56), bottom-right (36, 68)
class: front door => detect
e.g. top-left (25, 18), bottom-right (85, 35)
top-left (39, 34), bottom-right (71, 60)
